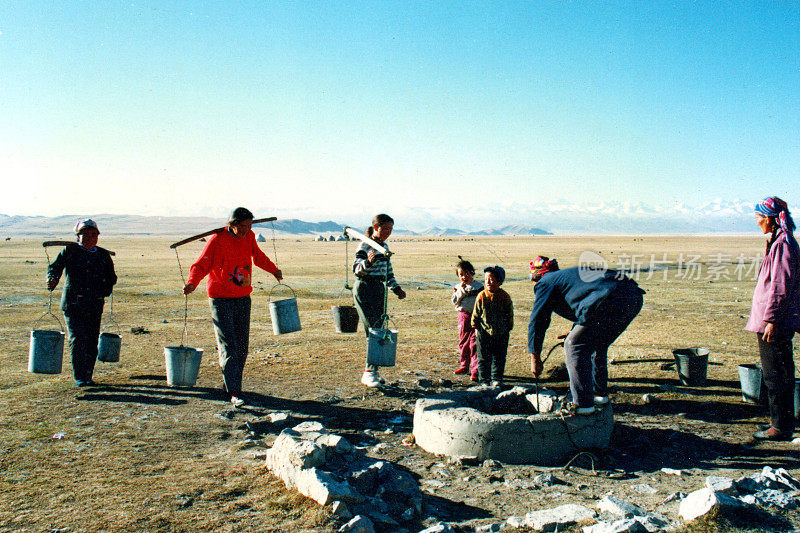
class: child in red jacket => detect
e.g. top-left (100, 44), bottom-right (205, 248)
top-left (183, 207), bottom-right (282, 407)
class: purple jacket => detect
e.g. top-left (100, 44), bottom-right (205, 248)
top-left (745, 230), bottom-right (800, 333)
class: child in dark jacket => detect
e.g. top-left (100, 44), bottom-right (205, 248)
top-left (471, 265), bottom-right (513, 386)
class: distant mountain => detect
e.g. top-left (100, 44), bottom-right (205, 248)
top-left (0, 199), bottom-right (762, 236)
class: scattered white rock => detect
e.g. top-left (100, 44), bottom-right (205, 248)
top-left (632, 484), bottom-right (658, 495)
top-left (418, 524), bottom-right (456, 533)
top-left (533, 472), bottom-right (561, 487)
top-left (339, 515), bottom-right (375, 533)
top-left (679, 488), bottom-right (745, 522)
top-left (597, 496), bottom-right (645, 518)
top-left (524, 503), bottom-right (597, 531)
top-left (659, 492), bottom-right (686, 505)
top-left (506, 516), bottom-right (525, 528)
top-left (660, 468), bottom-right (683, 476)
top-left (705, 475), bottom-right (738, 496)
top-left (583, 518), bottom-right (646, 533)
top-left (475, 523), bottom-right (503, 533)
top-left (740, 489), bottom-right (798, 510)
top-left (293, 421), bottom-right (325, 432)
top-left (268, 412), bottom-right (290, 424)
top-left (331, 500), bottom-right (353, 519)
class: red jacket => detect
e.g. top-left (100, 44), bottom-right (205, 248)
top-left (187, 229), bottom-right (278, 298)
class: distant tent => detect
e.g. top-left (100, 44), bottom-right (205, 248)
top-left (328, 235), bottom-right (336, 241)
top-left (256, 233), bottom-right (267, 242)
top-left (315, 235), bottom-right (325, 242)
top-left (336, 235), bottom-right (347, 241)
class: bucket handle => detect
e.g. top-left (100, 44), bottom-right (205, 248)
top-left (102, 293), bottom-right (121, 335)
top-left (34, 285), bottom-right (64, 332)
top-left (268, 282), bottom-right (297, 302)
top-left (371, 320), bottom-right (397, 343)
top-left (33, 309), bottom-right (64, 332)
top-left (335, 284), bottom-right (353, 305)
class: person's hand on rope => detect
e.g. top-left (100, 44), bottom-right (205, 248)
top-left (530, 352), bottom-right (543, 377)
top-left (47, 278), bottom-right (58, 291)
top-left (396, 288), bottom-right (406, 300)
top-left (274, 269), bottom-right (283, 282)
top-left (182, 283), bottom-right (196, 295)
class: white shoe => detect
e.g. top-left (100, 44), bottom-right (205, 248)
top-left (491, 381), bottom-right (503, 388)
top-left (360, 371), bottom-right (382, 388)
top-left (593, 396), bottom-right (610, 405)
top-left (230, 396), bottom-right (245, 408)
top-left (561, 402), bottom-right (596, 416)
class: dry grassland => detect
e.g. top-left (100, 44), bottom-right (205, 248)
top-left (1, 234), bottom-right (799, 532)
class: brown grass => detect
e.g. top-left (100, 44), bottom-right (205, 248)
top-left (1, 234), bottom-right (798, 532)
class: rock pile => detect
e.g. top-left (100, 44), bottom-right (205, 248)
top-left (419, 466), bottom-right (800, 532)
top-left (265, 421), bottom-right (423, 531)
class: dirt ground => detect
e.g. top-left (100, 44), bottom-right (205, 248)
top-left (2, 234), bottom-right (800, 532)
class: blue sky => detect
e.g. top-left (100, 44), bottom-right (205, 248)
top-left (1, 1), bottom-right (799, 225)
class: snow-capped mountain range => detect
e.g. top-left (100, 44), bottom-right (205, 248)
top-left (0, 199), bottom-right (761, 236)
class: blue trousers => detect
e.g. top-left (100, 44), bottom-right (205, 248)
top-left (210, 296), bottom-right (251, 396)
top-left (564, 282), bottom-right (643, 407)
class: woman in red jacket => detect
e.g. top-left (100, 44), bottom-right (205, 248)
top-left (183, 208), bottom-right (282, 407)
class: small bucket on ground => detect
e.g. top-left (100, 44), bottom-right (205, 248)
top-left (97, 333), bottom-right (122, 362)
top-left (738, 363), bottom-right (764, 404)
top-left (268, 283), bottom-right (301, 335)
top-left (672, 347), bottom-right (709, 386)
top-left (28, 311), bottom-right (65, 374)
top-left (164, 346), bottom-right (204, 387)
top-left (332, 305), bottom-right (359, 333)
top-left (367, 328), bottom-right (397, 367)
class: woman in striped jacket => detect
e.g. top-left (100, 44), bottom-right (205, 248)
top-left (353, 214), bottom-right (406, 387)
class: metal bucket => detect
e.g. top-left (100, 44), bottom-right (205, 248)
top-left (164, 346), bottom-right (203, 387)
top-left (738, 363), bottom-right (764, 404)
top-left (332, 305), bottom-right (359, 333)
top-left (28, 330), bottom-right (65, 374)
top-left (794, 379), bottom-right (800, 419)
top-left (672, 347), bottom-right (709, 386)
top-left (97, 332), bottom-right (121, 363)
top-left (367, 328), bottom-right (397, 367)
top-left (268, 284), bottom-right (301, 335)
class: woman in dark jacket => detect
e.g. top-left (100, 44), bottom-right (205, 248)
top-left (528, 257), bottom-right (644, 415)
top-left (746, 197), bottom-right (800, 440)
top-left (47, 219), bottom-right (117, 386)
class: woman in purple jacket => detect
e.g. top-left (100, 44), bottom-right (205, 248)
top-left (746, 197), bottom-right (800, 440)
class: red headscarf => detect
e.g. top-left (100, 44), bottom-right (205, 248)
top-left (529, 256), bottom-right (559, 282)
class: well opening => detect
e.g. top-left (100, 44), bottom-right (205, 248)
top-left (412, 386), bottom-right (613, 465)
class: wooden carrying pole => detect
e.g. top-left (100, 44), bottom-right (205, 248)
top-left (169, 217), bottom-right (278, 249)
top-left (43, 241), bottom-right (115, 256)
top-left (343, 226), bottom-right (393, 257)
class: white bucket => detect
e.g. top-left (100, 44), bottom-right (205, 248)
top-left (268, 283), bottom-right (301, 335)
top-left (367, 328), bottom-right (397, 367)
top-left (29, 330), bottom-right (65, 374)
top-left (164, 346), bottom-right (203, 387)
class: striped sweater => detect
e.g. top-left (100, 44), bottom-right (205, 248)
top-left (353, 241), bottom-right (402, 293)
